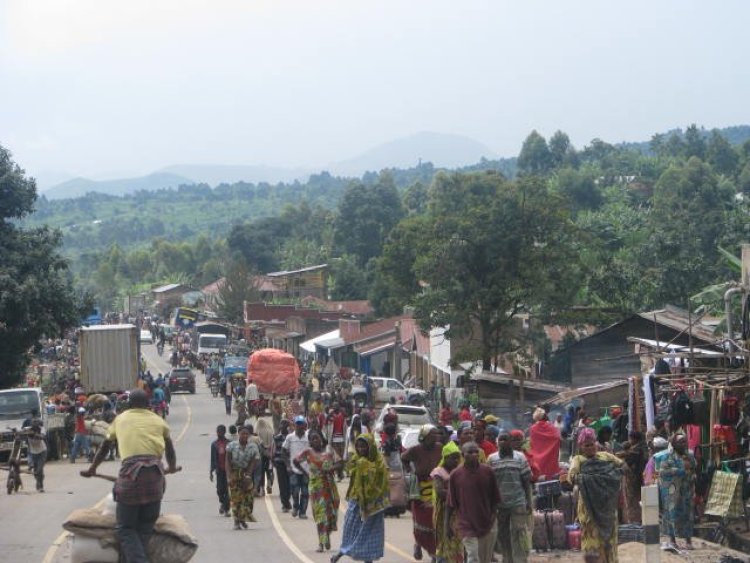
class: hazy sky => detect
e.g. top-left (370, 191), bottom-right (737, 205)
top-left (1, 1), bottom-right (749, 184)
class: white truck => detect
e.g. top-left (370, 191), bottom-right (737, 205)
top-left (0, 387), bottom-right (68, 461)
top-left (79, 324), bottom-right (140, 394)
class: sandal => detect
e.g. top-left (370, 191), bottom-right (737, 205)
top-left (316, 545), bottom-right (325, 553)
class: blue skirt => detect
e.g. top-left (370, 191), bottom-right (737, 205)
top-left (340, 500), bottom-right (385, 561)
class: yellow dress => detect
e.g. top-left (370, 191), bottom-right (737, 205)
top-left (566, 452), bottom-right (624, 563)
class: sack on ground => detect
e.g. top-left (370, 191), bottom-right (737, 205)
top-left (147, 513), bottom-right (199, 563)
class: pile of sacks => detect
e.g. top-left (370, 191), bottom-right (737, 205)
top-left (63, 495), bottom-right (198, 563)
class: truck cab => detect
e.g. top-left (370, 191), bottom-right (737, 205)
top-left (0, 388), bottom-right (68, 461)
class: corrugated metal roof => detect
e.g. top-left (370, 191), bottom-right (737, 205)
top-left (266, 264), bottom-right (328, 277)
top-left (152, 283), bottom-right (184, 293)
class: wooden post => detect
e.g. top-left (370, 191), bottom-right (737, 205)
top-left (642, 485), bottom-right (661, 562)
top-left (709, 387), bottom-right (717, 443)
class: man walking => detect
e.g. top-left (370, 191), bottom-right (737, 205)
top-left (488, 432), bottom-right (532, 563)
top-left (282, 416), bottom-right (310, 518)
top-left (82, 389), bottom-right (179, 563)
top-left (27, 418), bottom-right (48, 492)
top-left (446, 441), bottom-right (501, 563)
top-left (210, 424), bottom-right (230, 517)
top-left (272, 419), bottom-right (292, 512)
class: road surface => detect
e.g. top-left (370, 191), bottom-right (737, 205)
top-left (0, 343), bottom-right (417, 563)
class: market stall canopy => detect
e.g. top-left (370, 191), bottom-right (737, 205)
top-left (300, 329), bottom-right (340, 353)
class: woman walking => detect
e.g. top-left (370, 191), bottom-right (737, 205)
top-left (294, 429), bottom-right (342, 552)
top-left (401, 424), bottom-right (442, 561)
top-left (566, 427), bottom-right (625, 563)
top-left (431, 441), bottom-right (463, 563)
top-left (226, 426), bottom-right (260, 530)
top-left (331, 434), bottom-right (389, 563)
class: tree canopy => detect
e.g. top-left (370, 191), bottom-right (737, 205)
top-left (0, 146), bottom-right (90, 386)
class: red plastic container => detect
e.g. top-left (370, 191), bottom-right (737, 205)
top-left (567, 529), bottom-right (582, 550)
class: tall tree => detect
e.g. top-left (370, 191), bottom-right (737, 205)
top-left (415, 173), bottom-right (581, 369)
top-left (517, 130), bottom-right (552, 175)
top-left (215, 259), bottom-right (260, 323)
top-left (370, 215), bottom-right (431, 316)
top-left (706, 129), bottom-right (739, 176)
top-left (647, 157), bottom-right (732, 306)
top-left (332, 172), bottom-right (405, 268)
top-left (0, 145), bottom-right (89, 386)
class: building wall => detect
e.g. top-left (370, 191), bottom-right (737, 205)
top-left (569, 317), bottom-right (713, 388)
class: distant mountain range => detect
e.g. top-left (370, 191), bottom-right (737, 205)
top-left (38, 125), bottom-right (750, 200)
top-left (39, 131), bottom-right (497, 199)
top-left (42, 172), bottom-right (193, 200)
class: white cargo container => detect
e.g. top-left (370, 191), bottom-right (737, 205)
top-left (79, 324), bottom-right (139, 394)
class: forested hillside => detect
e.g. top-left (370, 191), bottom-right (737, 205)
top-left (21, 124), bottom-right (750, 352)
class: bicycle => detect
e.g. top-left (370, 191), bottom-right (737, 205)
top-left (4, 428), bottom-right (29, 494)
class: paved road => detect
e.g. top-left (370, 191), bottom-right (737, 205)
top-left (1, 343), bottom-right (419, 563)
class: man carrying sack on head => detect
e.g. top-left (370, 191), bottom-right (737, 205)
top-left (82, 389), bottom-right (179, 563)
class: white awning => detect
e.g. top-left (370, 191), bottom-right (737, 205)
top-left (300, 329), bottom-right (340, 353)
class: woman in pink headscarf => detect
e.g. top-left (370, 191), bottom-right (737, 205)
top-left (529, 408), bottom-right (561, 480)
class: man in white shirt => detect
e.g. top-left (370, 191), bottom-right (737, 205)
top-left (245, 379), bottom-right (260, 415)
top-left (282, 416), bottom-right (309, 518)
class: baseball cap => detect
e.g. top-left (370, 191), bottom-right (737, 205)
top-left (78, 407), bottom-right (86, 414)
top-left (294, 415), bottom-right (306, 424)
top-left (484, 414), bottom-right (499, 424)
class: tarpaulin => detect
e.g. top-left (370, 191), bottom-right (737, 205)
top-left (529, 420), bottom-right (561, 478)
top-left (247, 349), bottom-right (301, 396)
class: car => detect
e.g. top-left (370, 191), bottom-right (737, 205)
top-left (139, 330), bottom-right (153, 344)
top-left (168, 367), bottom-right (196, 393)
top-left (351, 376), bottom-right (427, 407)
top-left (374, 403), bottom-right (434, 433)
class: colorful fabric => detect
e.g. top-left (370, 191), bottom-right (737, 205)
top-left (529, 420), bottom-right (561, 477)
top-left (440, 441), bottom-right (461, 466)
top-left (658, 451), bottom-right (695, 539)
top-left (339, 500), bottom-right (385, 561)
top-left (412, 495), bottom-right (437, 556)
top-left (345, 434), bottom-right (390, 520)
top-left (113, 455), bottom-right (165, 505)
top-left (229, 467), bottom-right (256, 522)
top-left (431, 468), bottom-right (463, 563)
top-left (296, 449), bottom-right (340, 546)
top-left (567, 452), bottom-right (623, 562)
top-left (227, 440), bottom-right (260, 469)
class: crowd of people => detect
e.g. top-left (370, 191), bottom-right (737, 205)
top-left (201, 390), bottom-right (716, 563)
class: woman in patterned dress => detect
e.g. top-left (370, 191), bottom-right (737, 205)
top-left (331, 433), bottom-right (390, 563)
top-left (294, 429), bottom-right (342, 552)
top-left (566, 427), bottom-right (625, 563)
top-left (431, 441), bottom-right (464, 563)
top-left (226, 425), bottom-right (260, 530)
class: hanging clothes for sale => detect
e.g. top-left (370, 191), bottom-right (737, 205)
top-left (643, 374), bottom-right (655, 430)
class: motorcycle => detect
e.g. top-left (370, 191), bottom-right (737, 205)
top-left (157, 341), bottom-right (164, 356)
top-left (210, 378), bottom-right (219, 398)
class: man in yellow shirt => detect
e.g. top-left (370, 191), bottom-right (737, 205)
top-left (82, 389), bottom-right (178, 563)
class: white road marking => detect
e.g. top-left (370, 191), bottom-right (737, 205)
top-left (263, 493), bottom-right (317, 563)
